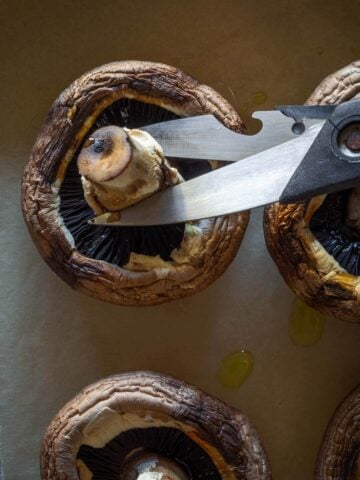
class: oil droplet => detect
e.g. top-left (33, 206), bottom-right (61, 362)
top-left (289, 298), bottom-right (325, 346)
top-left (252, 91), bottom-right (268, 106)
top-left (218, 350), bottom-right (254, 388)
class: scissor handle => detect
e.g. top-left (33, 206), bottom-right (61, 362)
top-left (280, 99), bottom-right (360, 203)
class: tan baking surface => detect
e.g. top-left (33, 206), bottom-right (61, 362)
top-left (0, 1), bottom-right (359, 479)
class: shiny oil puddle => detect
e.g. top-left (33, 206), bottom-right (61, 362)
top-left (289, 298), bottom-right (326, 346)
top-left (218, 350), bottom-right (254, 388)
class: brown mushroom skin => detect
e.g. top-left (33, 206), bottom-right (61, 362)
top-left (41, 371), bottom-right (271, 480)
top-left (22, 61), bottom-right (249, 306)
top-left (264, 61), bottom-right (360, 322)
top-left (315, 384), bottom-right (360, 480)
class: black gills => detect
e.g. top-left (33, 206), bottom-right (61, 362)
top-left (60, 99), bottom-right (211, 267)
top-left (310, 190), bottom-right (360, 275)
top-left (78, 426), bottom-right (222, 479)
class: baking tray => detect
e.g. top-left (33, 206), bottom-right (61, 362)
top-left (1, 1), bottom-right (359, 479)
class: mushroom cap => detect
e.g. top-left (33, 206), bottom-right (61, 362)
top-left (77, 126), bottom-right (132, 183)
top-left (40, 371), bottom-right (271, 480)
top-left (22, 61), bottom-right (249, 306)
top-left (315, 384), bottom-right (360, 480)
top-left (263, 60), bottom-right (360, 322)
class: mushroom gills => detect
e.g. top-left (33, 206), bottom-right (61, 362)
top-left (310, 189), bottom-right (360, 275)
top-left (77, 427), bottom-right (222, 480)
top-left (59, 98), bottom-right (212, 267)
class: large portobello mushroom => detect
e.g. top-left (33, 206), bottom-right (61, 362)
top-left (21, 61), bottom-right (249, 306)
top-left (315, 384), bottom-right (360, 480)
top-left (41, 372), bottom-right (271, 479)
top-left (264, 61), bottom-right (360, 322)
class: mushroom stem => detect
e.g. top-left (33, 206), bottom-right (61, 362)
top-left (137, 472), bottom-right (179, 480)
top-left (77, 125), bottom-right (181, 215)
top-left (122, 451), bottom-right (189, 480)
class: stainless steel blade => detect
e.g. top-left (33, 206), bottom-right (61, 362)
top-left (91, 121), bottom-right (325, 226)
top-left (142, 112), bottom-right (323, 161)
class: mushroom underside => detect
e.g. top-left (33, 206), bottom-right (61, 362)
top-left (41, 372), bottom-right (271, 480)
top-left (310, 190), bottom-right (360, 275)
top-left (22, 61), bottom-right (250, 305)
top-left (263, 60), bottom-right (360, 322)
top-left (60, 98), bottom-right (212, 268)
top-left (78, 426), bottom-right (222, 479)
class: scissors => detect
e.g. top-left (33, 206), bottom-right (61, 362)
top-left (91, 99), bottom-right (360, 226)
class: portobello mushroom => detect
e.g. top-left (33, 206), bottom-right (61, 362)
top-left (315, 384), bottom-right (360, 480)
top-left (264, 60), bottom-right (360, 322)
top-left (21, 61), bottom-right (249, 306)
top-left (40, 371), bottom-right (271, 480)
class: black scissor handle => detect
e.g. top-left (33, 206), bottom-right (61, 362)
top-left (280, 99), bottom-right (360, 204)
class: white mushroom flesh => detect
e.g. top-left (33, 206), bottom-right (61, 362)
top-left (78, 126), bottom-right (182, 214)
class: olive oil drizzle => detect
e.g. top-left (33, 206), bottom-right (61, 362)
top-left (218, 350), bottom-right (254, 388)
top-left (289, 298), bottom-right (325, 346)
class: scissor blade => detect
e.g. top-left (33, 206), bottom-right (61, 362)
top-left (93, 122), bottom-right (324, 226)
top-left (142, 112), bottom-right (322, 161)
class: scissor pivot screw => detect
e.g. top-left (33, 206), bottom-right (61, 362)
top-left (345, 130), bottom-right (360, 152)
top-left (336, 122), bottom-right (360, 160)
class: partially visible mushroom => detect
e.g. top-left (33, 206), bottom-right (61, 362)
top-left (315, 384), bottom-right (360, 480)
top-left (22, 61), bottom-right (249, 306)
top-left (264, 60), bottom-right (360, 322)
top-left (41, 372), bottom-right (271, 480)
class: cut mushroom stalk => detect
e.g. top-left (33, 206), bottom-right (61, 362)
top-left (122, 451), bottom-right (189, 480)
top-left (77, 125), bottom-right (182, 217)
